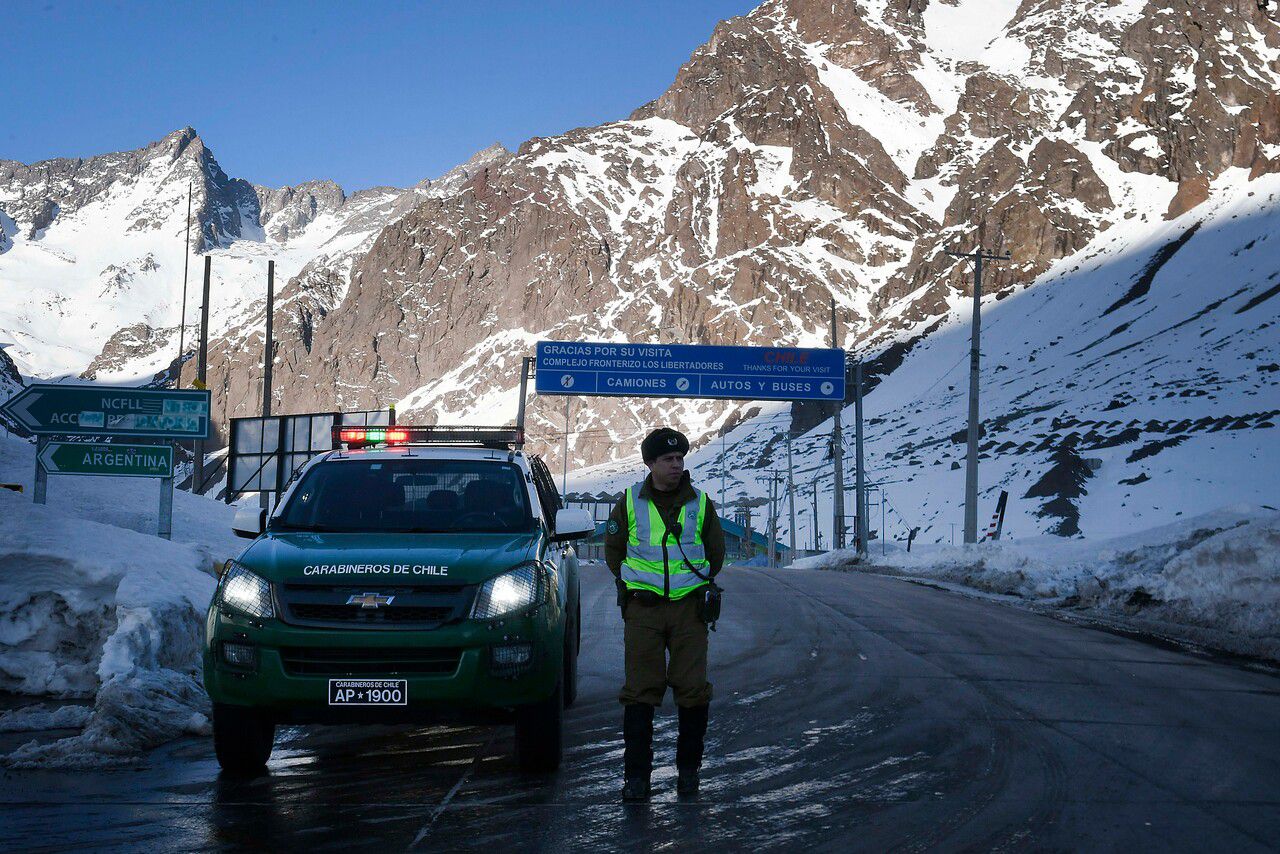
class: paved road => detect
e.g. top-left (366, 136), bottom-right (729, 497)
top-left (4, 564), bottom-right (1279, 852)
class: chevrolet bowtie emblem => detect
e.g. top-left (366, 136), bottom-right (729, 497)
top-left (347, 592), bottom-right (395, 609)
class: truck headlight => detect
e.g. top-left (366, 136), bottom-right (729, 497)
top-left (219, 560), bottom-right (275, 619)
top-left (471, 562), bottom-right (544, 620)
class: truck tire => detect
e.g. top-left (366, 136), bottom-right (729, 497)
top-left (515, 676), bottom-right (563, 773)
top-left (213, 702), bottom-right (275, 776)
top-left (563, 615), bottom-right (579, 709)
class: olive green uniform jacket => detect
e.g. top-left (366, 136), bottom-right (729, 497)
top-left (605, 471), bottom-right (725, 708)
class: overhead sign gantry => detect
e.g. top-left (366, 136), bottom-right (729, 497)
top-left (533, 341), bottom-right (845, 402)
top-left (527, 339), bottom-right (852, 567)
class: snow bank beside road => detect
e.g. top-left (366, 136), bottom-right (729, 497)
top-left (794, 506), bottom-right (1280, 661)
top-left (0, 434), bottom-right (240, 767)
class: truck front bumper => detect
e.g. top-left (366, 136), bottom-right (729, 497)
top-left (202, 604), bottom-right (561, 723)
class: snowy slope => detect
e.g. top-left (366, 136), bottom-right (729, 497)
top-left (574, 170), bottom-right (1280, 544)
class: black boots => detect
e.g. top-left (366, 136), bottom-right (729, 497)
top-left (621, 703), bottom-right (708, 800)
top-left (622, 703), bottom-right (654, 801)
top-left (676, 704), bottom-right (709, 798)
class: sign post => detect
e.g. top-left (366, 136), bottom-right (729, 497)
top-left (159, 471), bottom-right (174, 541)
top-left (33, 435), bottom-right (48, 505)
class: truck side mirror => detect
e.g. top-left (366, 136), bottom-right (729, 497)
top-left (232, 506), bottom-right (267, 539)
top-left (552, 508), bottom-right (595, 542)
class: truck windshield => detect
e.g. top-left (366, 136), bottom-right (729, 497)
top-left (274, 458), bottom-right (534, 534)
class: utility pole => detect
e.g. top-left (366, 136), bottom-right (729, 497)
top-left (945, 246), bottom-right (1011, 544)
top-left (830, 298), bottom-right (846, 550)
top-left (764, 470), bottom-right (788, 567)
top-left (785, 430), bottom-right (797, 563)
top-left (515, 357), bottom-right (533, 448)
top-left (854, 359), bottom-right (868, 559)
top-left (720, 430), bottom-right (727, 509)
top-left (811, 481), bottom-right (819, 551)
top-left (880, 486), bottom-right (886, 556)
top-left (193, 256), bottom-right (212, 494)
top-left (259, 260), bottom-right (275, 510)
top-left (175, 182), bottom-right (192, 384)
top-left (262, 259), bottom-right (274, 420)
top-left (561, 397), bottom-right (570, 496)
top-left (766, 474), bottom-right (777, 568)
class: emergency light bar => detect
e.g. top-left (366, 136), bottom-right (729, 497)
top-left (331, 425), bottom-right (525, 450)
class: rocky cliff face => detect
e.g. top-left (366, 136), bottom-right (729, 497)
top-left (254, 180), bottom-right (346, 243)
top-left (194, 0), bottom-right (1280, 472)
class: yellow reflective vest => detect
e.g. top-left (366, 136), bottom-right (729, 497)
top-left (621, 481), bottom-right (711, 600)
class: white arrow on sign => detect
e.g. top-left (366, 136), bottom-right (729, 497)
top-left (560, 374), bottom-right (575, 389)
top-left (2, 387), bottom-right (42, 430)
top-left (820, 381), bottom-right (834, 395)
top-left (37, 442), bottom-right (58, 472)
top-left (675, 377), bottom-right (691, 392)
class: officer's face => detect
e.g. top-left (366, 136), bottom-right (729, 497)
top-left (647, 452), bottom-right (685, 491)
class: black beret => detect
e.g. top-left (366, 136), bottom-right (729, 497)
top-left (641, 427), bottom-right (689, 463)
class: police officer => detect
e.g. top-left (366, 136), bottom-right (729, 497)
top-left (605, 427), bottom-right (725, 801)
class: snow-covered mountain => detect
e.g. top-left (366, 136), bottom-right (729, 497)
top-left (0, 128), bottom-right (510, 385)
top-left (2, 0), bottom-right (1278, 542)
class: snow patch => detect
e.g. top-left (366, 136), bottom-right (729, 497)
top-left (0, 435), bottom-right (235, 767)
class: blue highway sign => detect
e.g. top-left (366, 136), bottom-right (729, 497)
top-left (535, 341), bottom-right (845, 402)
top-left (1, 384), bottom-right (213, 438)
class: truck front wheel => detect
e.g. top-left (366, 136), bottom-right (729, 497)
top-left (213, 702), bottom-right (276, 776)
top-left (563, 615), bottom-right (579, 709)
top-left (515, 676), bottom-right (563, 773)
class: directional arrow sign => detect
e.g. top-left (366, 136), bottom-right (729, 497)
top-left (39, 442), bottom-right (174, 478)
top-left (1, 384), bottom-right (212, 438)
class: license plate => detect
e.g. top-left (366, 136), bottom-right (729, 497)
top-left (328, 679), bottom-right (408, 706)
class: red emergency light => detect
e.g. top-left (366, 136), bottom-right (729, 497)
top-left (332, 425), bottom-right (524, 450)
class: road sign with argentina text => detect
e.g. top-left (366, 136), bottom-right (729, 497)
top-left (1, 384), bottom-right (212, 438)
top-left (534, 341), bottom-right (846, 402)
top-left (38, 442), bottom-right (175, 478)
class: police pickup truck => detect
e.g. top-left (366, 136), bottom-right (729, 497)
top-left (203, 426), bottom-right (593, 775)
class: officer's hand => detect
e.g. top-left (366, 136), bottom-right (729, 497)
top-left (615, 576), bottom-right (628, 608)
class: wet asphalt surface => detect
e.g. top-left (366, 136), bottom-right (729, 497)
top-left (3, 563), bottom-right (1280, 852)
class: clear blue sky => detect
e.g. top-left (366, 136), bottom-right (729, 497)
top-left (6, 1), bottom-right (756, 190)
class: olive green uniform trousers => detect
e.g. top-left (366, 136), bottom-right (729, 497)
top-left (619, 594), bottom-right (712, 708)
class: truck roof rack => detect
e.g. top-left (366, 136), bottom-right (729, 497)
top-left (331, 425), bottom-right (525, 451)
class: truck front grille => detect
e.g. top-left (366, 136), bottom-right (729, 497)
top-left (279, 646), bottom-right (463, 676)
top-left (288, 604), bottom-right (455, 623)
top-left (277, 583), bottom-right (473, 630)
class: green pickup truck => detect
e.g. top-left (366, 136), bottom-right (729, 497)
top-left (203, 430), bottom-right (593, 775)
